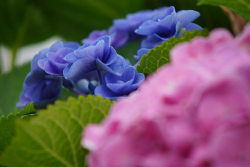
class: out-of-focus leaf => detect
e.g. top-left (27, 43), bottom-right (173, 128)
top-left (0, 0), bottom-right (53, 48)
top-left (198, 0), bottom-right (250, 21)
top-left (0, 63), bottom-right (30, 116)
top-left (0, 0), bottom-right (233, 50)
top-left (32, 0), bottom-right (146, 42)
top-left (0, 0), bottom-right (148, 69)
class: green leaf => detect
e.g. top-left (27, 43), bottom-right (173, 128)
top-left (0, 103), bottom-right (35, 155)
top-left (0, 63), bottom-right (30, 116)
top-left (137, 30), bottom-right (209, 74)
top-left (198, 0), bottom-right (250, 21)
top-left (0, 95), bottom-right (113, 167)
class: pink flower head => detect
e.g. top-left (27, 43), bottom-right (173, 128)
top-left (82, 25), bottom-right (250, 167)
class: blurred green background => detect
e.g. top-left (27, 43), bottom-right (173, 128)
top-left (0, 0), bottom-right (231, 115)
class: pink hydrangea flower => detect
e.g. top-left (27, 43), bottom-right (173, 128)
top-left (82, 25), bottom-right (250, 167)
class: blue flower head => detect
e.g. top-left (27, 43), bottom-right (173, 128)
top-left (18, 6), bottom-right (202, 107)
top-left (63, 36), bottom-right (128, 82)
top-left (135, 6), bottom-right (202, 49)
top-left (95, 66), bottom-right (144, 100)
top-left (17, 70), bottom-right (62, 108)
top-left (37, 41), bottom-right (80, 76)
top-left (108, 10), bottom-right (154, 48)
top-left (18, 46), bottom-right (64, 108)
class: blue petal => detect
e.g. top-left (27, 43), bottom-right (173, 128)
top-left (113, 55), bottom-right (129, 73)
top-left (31, 48), bottom-right (48, 71)
top-left (49, 41), bottom-right (64, 52)
top-left (40, 79), bottom-right (62, 100)
top-left (92, 36), bottom-right (111, 48)
top-left (106, 83), bottom-right (134, 94)
top-left (82, 30), bottom-right (107, 44)
top-left (74, 45), bottom-right (98, 59)
top-left (110, 29), bottom-right (129, 48)
top-left (141, 34), bottom-right (163, 49)
top-left (63, 42), bottom-right (80, 49)
top-left (25, 70), bottom-right (45, 85)
top-left (104, 67), bottom-right (139, 94)
top-left (135, 20), bottom-right (159, 36)
top-left (113, 19), bottom-right (131, 30)
top-left (96, 59), bottom-right (113, 73)
top-left (94, 85), bottom-right (117, 100)
top-left (185, 23), bottom-right (202, 31)
top-left (64, 52), bottom-right (78, 63)
top-left (63, 57), bottom-right (96, 82)
top-left (48, 48), bottom-right (73, 63)
top-left (38, 58), bottom-right (47, 71)
top-left (16, 93), bottom-right (31, 108)
top-left (152, 6), bottom-right (176, 20)
top-left (133, 73), bottom-right (145, 84)
top-left (45, 61), bottom-right (66, 76)
top-left (176, 10), bottom-right (200, 27)
top-left (135, 48), bottom-right (150, 61)
top-left (157, 13), bottom-right (177, 37)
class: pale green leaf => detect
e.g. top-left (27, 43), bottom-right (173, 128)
top-left (0, 95), bottom-right (113, 167)
top-left (136, 30), bottom-right (209, 74)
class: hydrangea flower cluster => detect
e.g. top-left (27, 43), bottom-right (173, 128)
top-left (83, 6), bottom-right (201, 62)
top-left (17, 47), bottom-right (63, 108)
top-left (18, 6), bottom-right (201, 108)
top-left (82, 25), bottom-right (250, 167)
top-left (18, 36), bottom-right (144, 107)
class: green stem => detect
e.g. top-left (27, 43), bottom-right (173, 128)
top-left (0, 46), bottom-right (2, 76)
top-left (11, 47), bottom-right (18, 70)
top-left (10, 6), bottom-right (32, 70)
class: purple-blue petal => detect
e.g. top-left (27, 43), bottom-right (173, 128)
top-left (82, 30), bottom-right (107, 44)
top-left (63, 57), bottom-right (96, 81)
top-left (176, 10), bottom-right (200, 27)
top-left (94, 85), bottom-right (118, 100)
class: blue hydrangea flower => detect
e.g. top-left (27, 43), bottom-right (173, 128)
top-left (82, 30), bottom-right (107, 44)
top-left (17, 70), bottom-right (62, 108)
top-left (94, 66), bottom-right (144, 100)
top-left (63, 36), bottom-right (128, 82)
top-left (18, 6), bottom-right (202, 107)
top-left (135, 6), bottom-right (202, 49)
top-left (82, 10), bottom-right (156, 48)
top-left (17, 47), bottom-right (63, 108)
top-left (108, 10), bottom-right (154, 48)
top-left (38, 41), bottom-right (79, 76)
